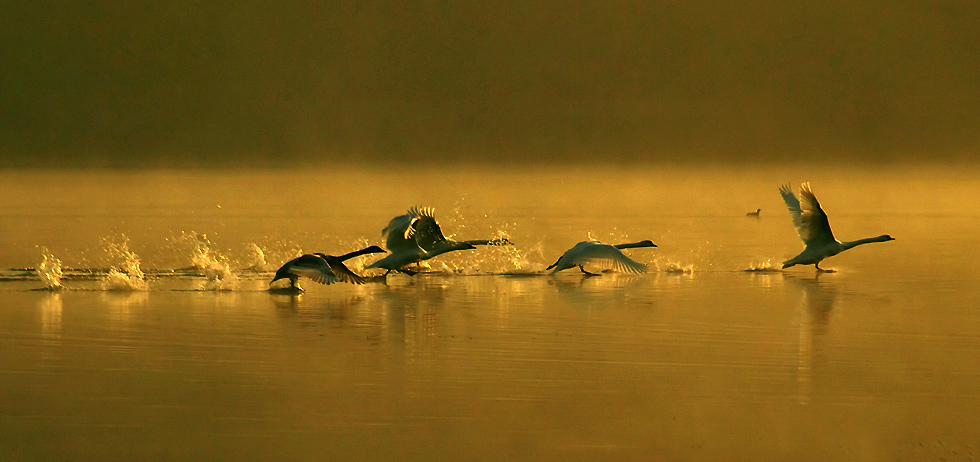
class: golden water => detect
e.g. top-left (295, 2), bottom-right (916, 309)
top-left (1, 165), bottom-right (978, 461)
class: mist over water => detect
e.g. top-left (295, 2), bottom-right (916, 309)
top-left (3, 1), bottom-right (979, 166)
top-left (1, 164), bottom-right (979, 460)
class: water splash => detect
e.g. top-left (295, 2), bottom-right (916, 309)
top-left (181, 232), bottom-right (239, 290)
top-left (36, 249), bottom-right (64, 290)
top-left (199, 261), bottom-right (238, 291)
top-left (661, 261), bottom-right (696, 274)
top-left (239, 243), bottom-right (268, 272)
top-left (745, 259), bottom-right (781, 272)
top-left (102, 237), bottom-right (148, 291)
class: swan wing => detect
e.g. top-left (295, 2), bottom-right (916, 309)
top-left (780, 183), bottom-right (836, 246)
top-left (382, 211), bottom-right (420, 251)
top-left (381, 214), bottom-right (413, 245)
top-left (779, 183), bottom-right (804, 230)
top-left (591, 252), bottom-right (647, 274)
top-left (796, 183), bottom-right (836, 246)
top-left (325, 260), bottom-right (367, 284)
top-left (382, 206), bottom-right (439, 252)
top-left (410, 208), bottom-right (450, 251)
top-left (564, 242), bottom-right (648, 274)
top-left (287, 254), bottom-right (340, 284)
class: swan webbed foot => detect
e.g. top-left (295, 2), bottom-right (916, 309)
top-left (814, 264), bottom-right (836, 273)
top-left (579, 266), bottom-right (601, 277)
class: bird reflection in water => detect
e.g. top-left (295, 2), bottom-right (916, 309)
top-left (787, 273), bottom-right (838, 405)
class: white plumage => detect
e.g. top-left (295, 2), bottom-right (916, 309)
top-left (547, 240), bottom-right (657, 275)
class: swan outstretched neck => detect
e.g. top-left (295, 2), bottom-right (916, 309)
top-left (613, 240), bottom-right (657, 250)
top-left (271, 245), bottom-right (387, 288)
top-left (840, 235), bottom-right (895, 250)
top-left (368, 206), bottom-right (506, 275)
top-left (335, 245), bottom-right (386, 261)
top-left (779, 183), bottom-right (894, 271)
top-left (548, 240), bottom-right (657, 275)
top-left (367, 241), bottom-right (476, 274)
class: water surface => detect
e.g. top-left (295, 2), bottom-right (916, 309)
top-left (1, 165), bottom-right (978, 461)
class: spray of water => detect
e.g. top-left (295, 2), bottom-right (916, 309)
top-left (660, 260), bottom-right (696, 274)
top-left (745, 259), bottom-right (780, 272)
top-left (239, 243), bottom-right (268, 271)
top-left (429, 206), bottom-right (535, 274)
top-left (182, 232), bottom-right (239, 290)
top-left (36, 249), bottom-right (64, 290)
top-left (102, 237), bottom-right (148, 291)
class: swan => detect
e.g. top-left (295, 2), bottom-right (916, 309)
top-left (271, 245), bottom-right (386, 289)
top-left (546, 240), bottom-right (657, 276)
top-left (779, 183), bottom-right (894, 272)
top-left (747, 208), bottom-right (761, 217)
top-left (366, 206), bottom-right (512, 275)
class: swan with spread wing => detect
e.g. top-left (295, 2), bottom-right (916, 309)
top-left (271, 245), bottom-right (386, 289)
top-left (367, 206), bottom-right (512, 275)
top-left (779, 182), bottom-right (894, 272)
top-left (547, 240), bottom-right (657, 276)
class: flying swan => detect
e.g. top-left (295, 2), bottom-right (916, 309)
top-left (271, 245), bottom-right (386, 289)
top-left (779, 182), bottom-right (894, 272)
top-left (366, 206), bottom-right (512, 275)
top-left (547, 240), bottom-right (657, 276)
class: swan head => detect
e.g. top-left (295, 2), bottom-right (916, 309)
top-left (881, 235), bottom-right (896, 241)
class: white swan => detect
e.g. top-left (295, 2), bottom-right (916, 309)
top-left (367, 206), bottom-right (512, 275)
top-left (546, 240), bottom-right (657, 276)
top-left (779, 183), bottom-right (894, 272)
top-left (271, 245), bottom-right (386, 289)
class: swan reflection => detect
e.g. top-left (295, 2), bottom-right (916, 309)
top-left (787, 273), bottom-right (838, 405)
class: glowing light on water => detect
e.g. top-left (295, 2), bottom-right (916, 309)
top-left (102, 237), bottom-right (148, 291)
top-left (36, 250), bottom-right (64, 290)
top-left (38, 293), bottom-right (63, 342)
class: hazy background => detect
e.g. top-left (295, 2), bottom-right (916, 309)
top-left (2, 0), bottom-right (978, 168)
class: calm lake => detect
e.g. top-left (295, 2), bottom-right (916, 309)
top-left (1, 165), bottom-right (979, 461)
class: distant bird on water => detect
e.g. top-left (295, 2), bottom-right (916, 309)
top-left (547, 240), bottom-right (657, 276)
top-left (746, 208), bottom-right (761, 217)
top-left (271, 245), bottom-right (386, 290)
top-left (779, 183), bottom-right (894, 272)
top-left (367, 206), bottom-right (512, 275)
